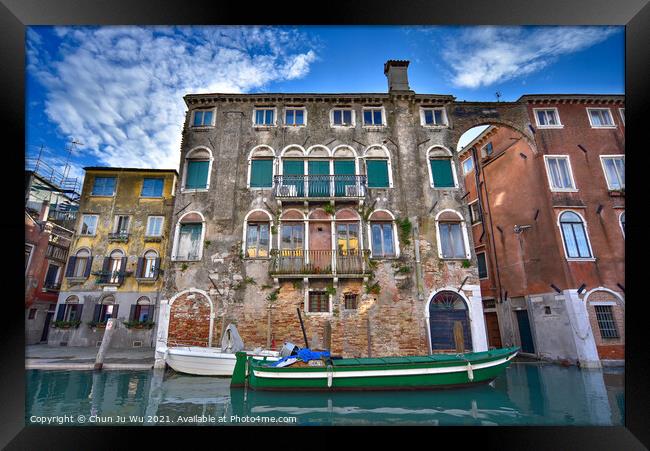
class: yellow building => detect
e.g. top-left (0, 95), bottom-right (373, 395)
top-left (50, 167), bottom-right (177, 348)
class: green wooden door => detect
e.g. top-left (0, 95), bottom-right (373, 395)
top-left (334, 160), bottom-right (355, 196)
top-left (308, 160), bottom-right (330, 197)
top-left (283, 160), bottom-right (304, 197)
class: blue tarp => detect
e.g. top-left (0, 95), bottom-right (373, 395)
top-left (270, 348), bottom-right (331, 367)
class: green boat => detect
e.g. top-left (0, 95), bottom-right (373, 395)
top-left (231, 347), bottom-right (519, 391)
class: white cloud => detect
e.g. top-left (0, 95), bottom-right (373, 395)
top-left (27, 26), bottom-right (319, 171)
top-left (439, 26), bottom-right (619, 89)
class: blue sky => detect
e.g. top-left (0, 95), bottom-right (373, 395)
top-left (26, 25), bottom-right (624, 184)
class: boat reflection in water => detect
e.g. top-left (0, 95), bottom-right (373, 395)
top-left (26, 363), bottom-right (624, 426)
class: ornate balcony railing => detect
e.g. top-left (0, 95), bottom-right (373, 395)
top-left (270, 249), bottom-right (370, 276)
top-left (93, 270), bottom-right (126, 285)
top-left (108, 232), bottom-right (130, 243)
top-left (273, 175), bottom-right (367, 199)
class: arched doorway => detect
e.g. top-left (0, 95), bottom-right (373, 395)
top-left (428, 290), bottom-right (472, 352)
top-left (167, 290), bottom-right (214, 347)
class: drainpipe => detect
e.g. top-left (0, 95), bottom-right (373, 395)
top-left (411, 216), bottom-right (424, 301)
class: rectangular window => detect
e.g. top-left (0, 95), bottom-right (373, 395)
top-left (91, 177), bottom-right (116, 196)
top-left (477, 252), bottom-right (488, 279)
top-left (422, 108), bottom-right (447, 126)
top-left (600, 156), bottom-right (625, 190)
top-left (545, 156), bottom-right (576, 191)
top-left (439, 222), bottom-right (466, 259)
top-left (366, 160), bottom-right (389, 188)
top-left (561, 222), bottom-right (592, 258)
top-left (429, 159), bottom-right (456, 188)
top-left (370, 222), bottom-right (395, 258)
top-left (114, 215), bottom-right (131, 234)
top-left (469, 201), bottom-right (482, 224)
top-left (80, 215), bottom-right (98, 235)
top-left (65, 304), bottom-right (80, 321)
top-left (185, 160), bottom-right (209, 189)
top-left (176, 223), bottom-right (202, 260)
top-left (619, 108), bottom-right (625, 125)
top-left (336, 223), bottom-right (360, 255)
top-left (309, 291), bottom-right (329, 313)
top-left (535, 108), bottom-right (562, 127)
top-left (25, 244), bottom-right (34, 271)
top-left (462, 157), bottom-right (474, 175)
top-left (285, 108), bottom-right (305, 126)
top-left (192, 109), bottom-right (214, 127)
top-left (332, 109), bottom-right (353, 126)
top-left (99, 304), bottom-right (115, 323)
top-left (363, 108), bottom-right (384, 126)
top-left (250, 159), bottom-right (274, 188)
top-left (28, 308), bottom-right (37, 320)
top-left (254, 108), bottom-right (275, 126)
top-left (44, 263), bottom-right (61, 289)
top-left (594, 305), bottom-right (619, 339)
top-left (246, 223), bottom-right (270, 258)
top-left (344, 293), bottom-right (358, 310)
top-left (141, 178), bottom-right (164, 197)
top-left (146, 216), bottom-right (164, 237)
top-left (482, 142), bottom-right (494, 157)
top-left (133, 304), bottom-right (152, 322)
top-left (587, 108), bottom-right (615, 127)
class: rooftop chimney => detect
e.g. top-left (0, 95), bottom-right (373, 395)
top-left (384, 60), bottom-right (411, 92)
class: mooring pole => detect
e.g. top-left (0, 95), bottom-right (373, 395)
top-left (296, 308), bottom-right (309, 349)
top-left (94, 318), bottom-right (118, 370)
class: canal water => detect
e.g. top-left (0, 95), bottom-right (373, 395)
top-left (26, 362), bottom-right (624, 426)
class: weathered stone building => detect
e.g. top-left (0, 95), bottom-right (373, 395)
top-left (52, 167), bottom-right (177, 348)
top-left (155, 60), bottom-right (495, 364)
top-left (458, 94), bottom-right (625, 367)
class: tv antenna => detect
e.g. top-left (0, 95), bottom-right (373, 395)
top-left (495, 91), bottom-right (502, 102)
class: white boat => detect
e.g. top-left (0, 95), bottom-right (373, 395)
top-left (163, 323), bottom-right (279, 376)
top-left (164, 346), bottom-right (279, 376)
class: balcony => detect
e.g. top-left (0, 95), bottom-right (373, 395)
top-left (270, 249), bottom-right (370, 278)
top-left (108, 232), bottom-right (130, 243)
top-left (273, 175), bottom-right (367, 201)
top-left (43, 281), bottom-right (61, 292)
top-left (94, 270), bottom-right (126, 286)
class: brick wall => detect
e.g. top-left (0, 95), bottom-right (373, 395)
top-left (585, 290), bottom-right (625, 360)
top-left (168, 292), bottom-right (212, 346)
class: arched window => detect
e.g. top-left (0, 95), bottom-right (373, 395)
top-left (243, 210), bottom-right (272, 258)
top-left (368, 210), bottom-right (398, 258)
top-left (248, 146), bottom-right (275, 188)
top-left (559, 211), bottom-right (593, 259)
top-left (436, 210), bottom-right (470, 259)
top-left (56, 295), bottom-right (81, 322)
top-left (173, 212), bottom-right (205, 261)
top-left (99, 249), bottom-right (126, 284)
top-left (183, 147), bottom-right (212, 190)
top-left (332, 146), bottom-right (360, 197)
top-left (137, 250), bottom-right (159, 279)
top-left (620, 211), bottom-right (625, 238)
top-left (428, 290), bottom-right (472, 352)
top-left (364, 145), bottom-right (392, 188)
top-left (427, 146), bottom-right (457, 189)
top-left (131, 296), bottom-right (152, 322)
top-left (94, 295), bottom-right (117, 324)
top-left (65, 248), bottom-right (92, 279)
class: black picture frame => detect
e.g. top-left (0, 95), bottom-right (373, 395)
top-left (3, 0), bottom-right (647, 448)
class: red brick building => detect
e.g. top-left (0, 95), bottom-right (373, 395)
top-left (458, 94), bottom-right (625, 367)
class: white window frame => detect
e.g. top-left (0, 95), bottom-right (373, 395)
top-left (71, 248), bottom-right (92, 278)
top-left (25, 243), bottom-right (35, 275)
top-left (180, 146), bottom-right (213, 193)
top-left (80, 214), bottom-right (99, 236)
top-left (247, 145), bottom-right (276, 190)
top-left (330, 108), bottom-right (356, 128)
top-left (543, 155), bottom-right (578, 193)
top-left (146, 216), bottom-right (165, 237)
top-left (43, 262), bottom-right (62, 288)
top-left (283, 107), bottom-right (307, 127)
top-left (113, 215), bottom-right (131, 234)
top-left (476, 251), bottom-right (489, 280)
top-left (190, 107), bottom-right (216, 128)
top-left (361, 106), bottom-right (386, 127)
top-left (599, 155), bottom-right (625, 191)
top-left (533, 107), bottom-right (563, 129)
top-left (462, 156), bottom-right (474, 175)
top-left (557, 210), bottom-right (596, 262)
top-left (142, 250), bottom-right (159, 279)
top-left (363, 145), bottom-right (394, 189)
top-left (171, 211), bottom-right (206, 262)
top-left (587, 107), bottom-right (616, 128)
top-left (252, 107), bottom-right (278, 127)
top-left (468, 199), bottom-right (482, 226)
top-left (426, 146), bottom-right (458, 189)
top-left (619, 108), bottom-right (625, 125)
top-left (619, 211), bottom-right (625, 238)
top-left (305, 288), bottom-right (333, 316)
top-left (434, 209), bottom-right (472, 260)
top-left (420, 107), bottom-right (448, 127)
top-left (367, 209), bottom-right (400, 259)
top-left (242, 209), bottom-right (274, 259)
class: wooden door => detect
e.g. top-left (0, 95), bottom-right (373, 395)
top-left (484, 312), bottom-right (502, 348)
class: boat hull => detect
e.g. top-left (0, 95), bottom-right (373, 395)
top-left (166, 347), bottom-right (279, 377)
top-left (238, 347), bottom-right (519, 391)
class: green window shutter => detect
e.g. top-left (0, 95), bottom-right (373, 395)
top-left (367, 160), bottom-right (389, 188)
top-left (430, 159), bottom-right (455, 188)
top-left (334, 160), bottom-right (355, 175)
top-left (186, 161), bottom-right (209, 189)
top-left (250, 159), bottom-right (273, 187)
top-left (283, 160), bottom-right (304, 175)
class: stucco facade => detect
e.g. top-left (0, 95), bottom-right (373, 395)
top-left (52, 167), bottom-right (177, 348)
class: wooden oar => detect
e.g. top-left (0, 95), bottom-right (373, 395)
top-left (297, 308), bottom-right (309, 349)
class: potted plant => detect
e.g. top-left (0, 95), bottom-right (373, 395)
top-left (87, 321), bottom-right (108, 329)
top-left (52, 320), bottom-right (81, 329)
top-left (123, 320), bottom-right (155, 330)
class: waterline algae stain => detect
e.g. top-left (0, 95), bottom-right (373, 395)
top-left (26, 363), bottom-right (623, 426)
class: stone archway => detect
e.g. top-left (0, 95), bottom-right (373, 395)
top-left (167, 290), bottom-right (214, 347)
top-left (425, 289), bottom-right (473, 352)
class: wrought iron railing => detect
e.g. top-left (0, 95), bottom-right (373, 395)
top-left (94, 270), bottom-right (126, 285)
top-left (273, 175), bottom-right (367, 199)
top-left (270, 249), bottom-right (370, 276)
top-left (108, 232), bottom-right (130, 242)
